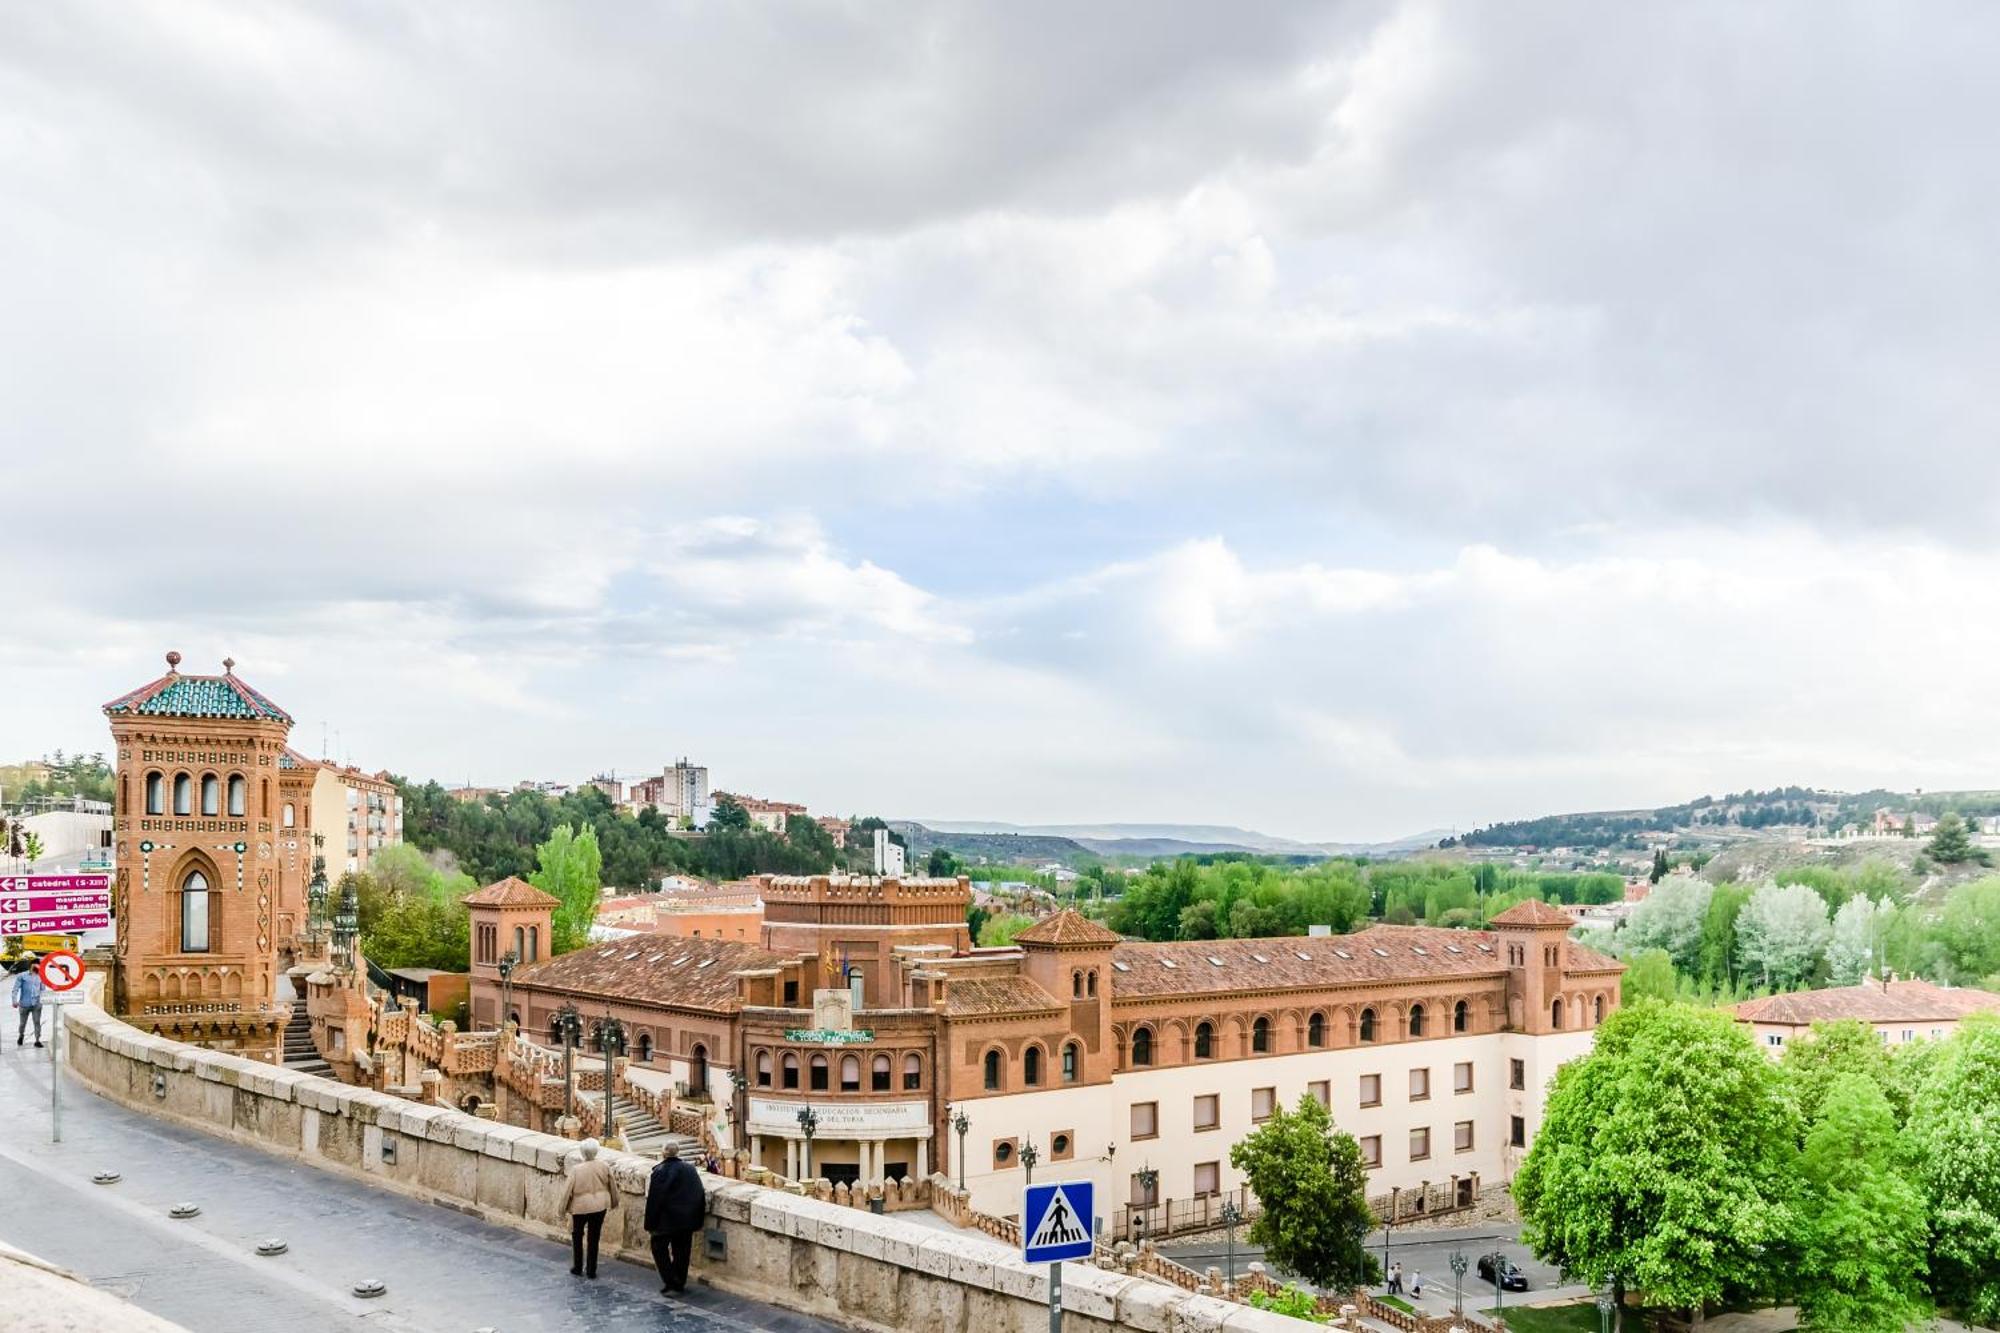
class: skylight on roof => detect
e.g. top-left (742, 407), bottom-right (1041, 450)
top-left (1160, 959), bottom-right (1178, 969)
top-left (1476, 943), bottom-right (1495, 953)
top-left (1296, 951), bottom-right (1312, 961)
top-left (1445, 945), bottom-right (1463, 955)
top-left (697, 958), bottom-right (716, 969)
top-left (647, 953), bottom-right (667, 963)
top-left (1372, 947), bottom-right (1391, 957)
top-left (1207, 956), bottom-right (1225, 967)
top-left (1251, 953), bottom-right (1270, 964)
top-left (624, 950), bottom-right (641, 960)
top-left (1411, 945), bottom-right (1428, 956)
top-left (1113, 961), bottom-right (1130, 972)
top-left (1333, 949), bottom-right (1352, 960)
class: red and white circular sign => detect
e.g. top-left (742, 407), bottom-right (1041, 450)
top-left (37, 950), bottom-right (85, 992)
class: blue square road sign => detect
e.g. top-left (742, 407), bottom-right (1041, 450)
top-left (1022, 1180), bottom-right (1095, 1264)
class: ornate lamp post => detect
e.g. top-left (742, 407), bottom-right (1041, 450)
top-left (1487, 1250), bottom-right (1506, 1321)
top-left (555, 1002), bottom-right (583, 1122)
top-left (1219, 1199), bottom-right (1241, 1288)
top-left (1135, 1163), bottom-right (1159, 1246)
top-left (797, 1105), bottom-right (819, 1181)
top-left (1020, 1138), bottom-right (1039, 1186)
top-left (306, 836), bottom-right (329, 937)
top-left (1449, 1249), bottom-right (1468, 1319)
top-left (1597, 1284), bottom-right (1616, 1333)
top-left (496, 950), bottom-right (519, 1034)
top-left (951, 1106), bottom-right (970, 1191)
top-left (331, 875), bottom-right (360, 972)
top-left (594, 1011), bottom-right (626, 1142)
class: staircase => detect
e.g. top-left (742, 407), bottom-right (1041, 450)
top-left (607, 1091), bottom-right (702, 1159)
top-left (282, 1001), bottom-right (334, 1078)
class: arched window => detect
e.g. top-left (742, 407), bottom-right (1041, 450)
top-left (282, 802), bottom-right (296, 827)
top-left (1062, 1041), bottom-right (1079, 1083)
top-left (1409, 1004), bottom-right (1427, 1038)
top-left (903, 1053), bottom-right (922, 1090)
top-left (1360, 1008), bottom-right (1378, 1043)
top-left (691, 1044), bottom-right (709, 1092)
top-left (756, 1051), bottom-right (773, 1087)
top-left (1453, 1000), bottom-right (1469, 1033)
top-left (1131, 1026), bottom-right (1154, 1067)
top-left (227, 774), bottom-right (246, 817)
top-left (173, 773), bottom-right (192, 816)
top-left (549, 1015), bottom-right (563, 1046)
top-left (200, 773), bottom-right (219, 816)
top-left (1252, 1016), bottom-right (1271, 1053)
top-left (1087, 971), bottom-right (1097, 997)
top-left (514, 926), bottom-right (525, 958)
top-left (1072, 970), bottom-right (1084, 998)
top-left (1194, 1022), bottom-right (1215, 1060)
top-left (1593, 994), bottom-right (1606, 1025)
top-left (636, 1033), bottom-right (654, 1062)
top-left (146, 772), bottom-right (164, 815)
top-left (810, 1054), bottom-right (829, 1091)
top-left (1024, 1045), bottom-right (1043, 1085)
top-left (983, 1049), bottom-right (1003, 1090)
top-left (527, 927), bottom-right (539, 962)
top-left (782, 1053), bottom-right (800, 1089)
top-left (1308, 1012), bottom-right (1326, 1047)
top-left (1551, 998), bottom-right (1565, 1029)
top-left (840, 1055), bottom-right (861, 1092)
top-left (872, 1054), bottom-right (892, 1091)
top-left (179, 870), bottom-right (211, 952)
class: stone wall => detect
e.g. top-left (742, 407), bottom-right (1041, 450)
top-left (61, 1003), bottom-right (1305, 1333)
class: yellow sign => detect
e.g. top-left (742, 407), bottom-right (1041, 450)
top-left (22, 934), bottom-right (81, 952)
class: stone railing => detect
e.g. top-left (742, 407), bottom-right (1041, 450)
top-left (367, 998), bottom-right (503, 1081)
top-left (61, 1002), bottom-right (1318, 1333)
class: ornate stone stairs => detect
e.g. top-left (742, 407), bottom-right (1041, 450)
top-left (281, 1000), bottom-right (334, 1079)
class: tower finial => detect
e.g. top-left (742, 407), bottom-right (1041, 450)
top-left (165, 650), bottom-right (182, 672)
top-left (223, 656), bottom-right (235, 673)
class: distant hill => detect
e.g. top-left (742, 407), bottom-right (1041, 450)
top-left (898, 819), bottom-right (1448, 865)
top-left (1445, 785), bottom-right (2000, 851)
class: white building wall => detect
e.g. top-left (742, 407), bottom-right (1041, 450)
top-left (954, 1028), bottom-right (1604, 1221)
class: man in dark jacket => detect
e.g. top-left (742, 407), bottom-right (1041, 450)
top-left (644, 1143), bottom-right (707, 1294)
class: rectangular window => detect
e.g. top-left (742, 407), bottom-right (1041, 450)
top-left (1410, 1127), bottom-right (1431, 1161)
top-left (1193, 1162), bottom-right (1220, 1197)
top-left (1509, 1058), bottom-right (1526, 1090)
top-left (810, 1061), bottom-right (829, 1092)
top-left (1131, 1102), bottom-right (1158, 1140)
top-left (783, 980), bottom-right (799, 1006)
top-left (1455, 1120), bottom-right (1475, 1152)
top-left (1360, 1073), bottom-right (1381, 1108)
top-left (1308, 1080), bottom-right (1330, 1108)
top-left (1251, 1087), bottom-right (1276, 1122)
top-left (1359, 1135), bottom-right (1382, 1168)
top-left (181, 886), bottom-right (209, 953)
top-left (1454, 1061), bottom-right (1474, 1094)
top-left (1766, 1034), bottom-right (1783, 1047)
top-left (1193, 1094), bottom-right (1219, 1131)
top-left (1409, 1068), bottom-right (1430, 1101)
top-left (1510, 1115), bottom-right (1526, 1148)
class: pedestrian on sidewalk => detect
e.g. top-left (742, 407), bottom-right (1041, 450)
top-left (1388, 1262), bottom-right (1402, 1294)
top-left (11, 965), bottom-right (43, 1049)
top-left (1411, 1270), bottom-right (1423, 1298)
top-left (646, 1142), bottom-right (708, 1296)
top-left (561, 1138), bottom-right (614, 1278)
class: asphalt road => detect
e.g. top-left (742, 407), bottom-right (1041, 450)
top-left (0, 1030), bottom-right (842, 1333)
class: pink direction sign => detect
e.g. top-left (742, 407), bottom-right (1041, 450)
top-left (0, 911), bottom-right (112, 933)
top-left (0, 875), bottom-right (112, 894)
top-left (0, 893), bottom-right (112, 915)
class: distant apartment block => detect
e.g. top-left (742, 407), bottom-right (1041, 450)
top-left (633, 759), bottom-right (712, 827)
top-left (873, 826), bottom-right (906, 876)
top-left (721, 792), bottom-right (807, 834)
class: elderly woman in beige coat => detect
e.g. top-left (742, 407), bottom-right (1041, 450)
top-left (561, 1138), bottom-right (615, 1278)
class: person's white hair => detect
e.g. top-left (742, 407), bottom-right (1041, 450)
top-left (661, 1142), bottom-right (680, 1160)
top-left (579, 1138), bottom-right (600, 1159)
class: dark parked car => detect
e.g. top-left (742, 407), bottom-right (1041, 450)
top-left (1476, 1254), bottom-right (1529, 1291)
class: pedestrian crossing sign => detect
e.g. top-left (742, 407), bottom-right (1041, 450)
top-left (1022, 1179), bottom-right (1095, 1264)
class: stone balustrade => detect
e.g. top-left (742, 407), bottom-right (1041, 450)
top-left (61, 1001), bottom-right (1313, 1333)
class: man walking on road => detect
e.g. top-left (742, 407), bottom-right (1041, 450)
top-left (11, 964), bottom-right (43, 1049)
top-left (645, 1142), bottom-right (708, 1295)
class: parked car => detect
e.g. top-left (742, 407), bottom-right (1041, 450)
top-left (1476, 1253), bottom-right (1529, 1291)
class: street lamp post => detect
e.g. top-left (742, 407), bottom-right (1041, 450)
top-left (496, 950), bottom-right (518, 1034)
top-left (306, 838), bottom-right (329, 938)
top-left (1382, 1187), bottom-right (1400, 1286)
top-left (1449, 1250), bottom-right (1468, 1319)
top-left (594, 1011), bottom-right (625, 1143)
top-left (1135, 1164), bottom-right (1159, 1246)
top-left (951, 1106), bottom-right (970, 1191)
top-left (797, 1105), bottom-right (819, 1182)
top-left (1220, 1200), bottom-right (1241, 1289)
top-left (555, 1002), bottom-right (582, 1123)
top-left (1598, 1289), bottom-right (1615, 1333)
top-left (1488, 1251), bottom-right (1505, 1321)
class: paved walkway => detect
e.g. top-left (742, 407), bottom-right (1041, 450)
top-left (0, 1036), bottom-right (843, 1333)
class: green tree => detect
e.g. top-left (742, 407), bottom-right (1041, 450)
top-left (1229, 1092), bottom-right (1380, 1291)
top-left (1696, 881), bottom-right (1753, 988)
top-left (1650, 848), bottom-right (1669, 883)
top-left (1936, 877), bottom-right (2000, 983)
top-left (1794, 1073), bottom-right (1929, 1332)
top-left (925, 846), bottom-right (964, 878)
top-left (352, 845), bottom-right (475, 972)
top-left (1623, 876), bottom-right (1713, 972)
top-left (1734, 881), bottom-right (1831, 990)
top-left (1929, 812), bottom-right (1976, 864)
top-left (19, 831), bottom-right (44, 865)
top-left (1515, 1005), bottom-right (1798, 1329)
top-left (976, 912), bottom-right (1037, 947)
top-left (1907, 1017), bottom-right (2000, 1323)
top-left (708, 794), bottom-right (752, 832)
top-left (1780, 1019), bottom-right (1902, 1126)
top-left (530, 822), bottom-right (603, 953)
top-left (1620, 949), bottom-right (1678, 1005)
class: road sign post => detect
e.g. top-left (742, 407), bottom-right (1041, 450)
top-left (1024, 1179), bottom-right (1095, 1333)
top-left (37, 950), bottom-right (85, 1144)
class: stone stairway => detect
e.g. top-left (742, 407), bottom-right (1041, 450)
top-left (607, 1091), bottom-right (702, 1159)
top-left (281, 1001), bottom-right (334, 1078)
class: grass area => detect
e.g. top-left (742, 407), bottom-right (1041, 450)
top-left (1376, 1294), bottom-right (1417, 1314)
top-left (1481, 1305), bottom-right (1603, 1333)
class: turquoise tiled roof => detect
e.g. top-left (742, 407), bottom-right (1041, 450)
top-left (104, 671), bottom-right (293, 723)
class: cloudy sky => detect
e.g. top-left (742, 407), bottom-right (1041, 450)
top-left (6, 2), bottom-right (1999, 841)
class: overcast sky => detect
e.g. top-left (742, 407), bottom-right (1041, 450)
top-left (7, 2), bottom-right (2000, 841)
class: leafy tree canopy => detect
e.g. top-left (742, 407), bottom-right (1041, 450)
top-left (530, 822), bottom-right (603, 954)
top-left (1906, 1015), bottom-right (2000, 1323)
top-left (1794, 1073), bottom-right (1929, 1333)
top-left (1229, 1092), bottom-right (1381, 1291)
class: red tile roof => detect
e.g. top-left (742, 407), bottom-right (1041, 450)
top-left (1735, 978), bottom-right (2000, 1027)
top-left (513, 937), bottom-right (783, 1010)
top-left (1489, 900), bottom-right (1577, 928)
top-left (1014, 910), bottom-right (1123, 947)
top-left (942, 975), bottom-right (1066, 1017)
top-left (461, 877), bottom-right (561, 908)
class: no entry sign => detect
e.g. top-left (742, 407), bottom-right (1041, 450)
top-left (37, 950), bottom-right (85, 992)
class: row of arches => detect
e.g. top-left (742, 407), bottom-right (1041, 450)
top-left (1550, 992), bottom-right (1608, 1030)
top-left (141, 769), bottom-right (251, 818)
top-left (1119, 998), bottom-right (1482, 1069)
top-left (753, 1048), bottom-right (927, 1094)
top-left (981, 1039), bottom-right (1081, 1092)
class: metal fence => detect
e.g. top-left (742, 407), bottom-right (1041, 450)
top-left (1112, 1188), bottom-right (1257, 1243)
